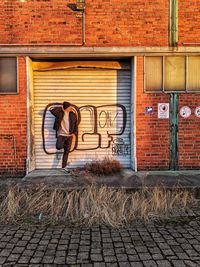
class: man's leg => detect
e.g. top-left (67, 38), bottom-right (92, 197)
top-left (56, 135), bottom-right (65, 150)
top-left (62, 136), bottom-right (73, 168)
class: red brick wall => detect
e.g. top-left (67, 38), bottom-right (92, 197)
top-left (136, 59), bottom-right (200, 171)
top-left (136, 57), bottom-right (170, 170)
top-left (0, 0), bottom-right (169, 46)
top-left (178, 94), bottom-right (200, 169)
top-left (179, 1), bottom-right (200, 45)
top-left (1, 1), bottom-right (200, 46)
top-left (0, 57), bottom-right (27, 177)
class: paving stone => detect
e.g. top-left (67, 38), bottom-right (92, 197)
top-left (67, 249), bottom-right (78, 256)
top-left (172, 260), bottom-right (186, 267)
top-left (128, 255), bottom-right (140, 261)
top-left (6, 243), bottom-right (15, 249)
top-left (138, 253), bottom-right (152, 260)
top-left (103, 243), bottom-right (114, 249)
top-left (29, 238), bottom-right (40, 244)
top-left (39, 240), bottom-right (49, 245)
top-left (0, 249), bottom-right (12, 257)
top-left (77, 252), bottom-right (89, 260)
top-left (91, 249), bottom-right (102, 254)
top-left (116, 254), bottom-right (128, 262)
top-left (69, 243), bottom-right (79, 249)
top-left (33, 251), bottom-right (45, 257)
top-left (162, 249), bottom-right (175, 256)
top-left (45, 249), bottom-right (56, 256)
top-left (94, 263), bottom-right (106, 267)
top-left (42, 256), bottom-right (54, 264)
top-left (7, 254), bottom-right (20, 261)
top-left (36, 245), bottom-right (46, 251)
top-left (104, 255), bottom-right (117, 262)
top-left (175, 252), bottom-right (190, 259)
top-left (135, 246), bottom-right (148, 253)
top-left (0, 242), bottom-right (7, 249)
top-left (119, 262), bottom-right (131, 267)
top-left (12, 247), bottom-right (25, 254)
top-left (54, 256), bottom-right (66, 264)
top-left (22, 250), bottom-right (35, 257)
top-left (66, 256), bottom-right (77, 264)
top-left (18, 256), bottom-right (31, 264)
top-left (30, 257), bottom-right (43, 264)
top-left (58, 239), bottom-right (69, 245)
top-left (0, 210), bottom-right (199, 266)
top-left (103, 249), bottom-right (114, 256)
top-left (0, 257), bottom-right (6, 264)
top-left (90, 254), bottom-right (103, 261)
top-left (3, 262), bottom-right (17, 266)
top-left (149, 247), bottom-right (161, 254)
top-left (156, 260), bottom-right (173, 267)
top-left (124, 243), bottom-right (135, 249)
top-left (143, 260), bottom-right (157, 267)
top-left (16, 241), bottom-right (28, 247)
top-left (193, 244), bottom-right (200, 252)
top-left (186, 249), bottom-right (200, 257)
top-left (130, 262), bottom-right (143, 267)
top-left (184, 260), bottom-right (199, 267)
top-left (57, 244), bottom-right (69, 250)
top-left (114, 242), bottom-right (124, 248)
top-left (47, 243), bottom-right (57, 250)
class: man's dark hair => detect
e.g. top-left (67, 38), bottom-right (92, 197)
top-left (63, 101), bottom-right (71, 110)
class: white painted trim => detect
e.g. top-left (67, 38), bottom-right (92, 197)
top-left (133, 57), bottom-right (137, 172)
top-left (26, 57), bottom-right (35, 174)
top-left (26, 56), bottom-right (29, 175)
top-left (130, 58), bottom-right (135, 170)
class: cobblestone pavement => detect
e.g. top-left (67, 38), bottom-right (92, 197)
top-left (0, 217), bottom-right (200, 267)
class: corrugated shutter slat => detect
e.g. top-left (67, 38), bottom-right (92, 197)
top-left (33, 68), bottom-right (131, 169)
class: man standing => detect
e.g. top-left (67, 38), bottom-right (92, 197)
top-left (50, 101), bottom-right (79, 169)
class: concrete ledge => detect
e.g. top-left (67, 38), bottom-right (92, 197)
top-left (1, 46), bottom-right (200, 57)
top-left (20, 169), bottom-right (200, 190)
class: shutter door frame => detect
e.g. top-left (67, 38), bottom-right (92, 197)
top-left (32, 64), bottom-right (133, 169)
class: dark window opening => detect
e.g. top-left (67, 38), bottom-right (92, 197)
top-left (0, 57), bottom-right (17, 94)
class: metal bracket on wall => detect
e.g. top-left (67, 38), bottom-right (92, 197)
top-left (0, 134), bottom-right (16, 159)
top-left (67, 1), bottom-right (86, 45)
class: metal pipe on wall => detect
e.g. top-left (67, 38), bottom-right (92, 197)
top-left (169, 0), bottom-right (178, 47)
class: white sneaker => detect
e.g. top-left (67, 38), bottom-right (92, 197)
top-left (63, 167), bottom-right (70, 173)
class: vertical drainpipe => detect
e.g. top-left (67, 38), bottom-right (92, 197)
top-left (169, 0), bottom-right (178, 47)
top-left (169, 0), bottom-right (179, 170)
top-left (170, 94), bottom-right (178, 170)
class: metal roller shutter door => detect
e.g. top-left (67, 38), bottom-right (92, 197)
top-left (33, 68), bottom-right (132, 169)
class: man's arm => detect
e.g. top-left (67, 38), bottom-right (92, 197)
top-left (69, 112), bottom-right (78, 134)
top-left (50, 106), bottom-right (62, 118)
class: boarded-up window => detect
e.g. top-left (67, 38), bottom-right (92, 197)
top-left (145, 57), bottom-right (163, 92)
top-left (164, 56), bottom-right (186, 91)
top-left (144, 56), bottom-right (200, 93)
top-left (188, 56), bottom-right (200, 91)
top-left (0, 58), bottom-right (17, 94)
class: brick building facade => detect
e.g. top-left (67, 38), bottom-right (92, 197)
top-left (0, 0), bottom-right (200, 176)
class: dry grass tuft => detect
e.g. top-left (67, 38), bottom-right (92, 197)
top-left (0, 185), bottom-right (196, 227)
top-left (85, 158), bottom-right (122, 176)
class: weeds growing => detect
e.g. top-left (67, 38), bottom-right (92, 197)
top-left (85, 158), bottom-right (122, 176)
top-left (0, 185), bottom-right (195, 227)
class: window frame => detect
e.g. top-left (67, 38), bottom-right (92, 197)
top-left (144, 55), bottom-right (200, 94)
top-left (0, 57), bottom-right (19, 95)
